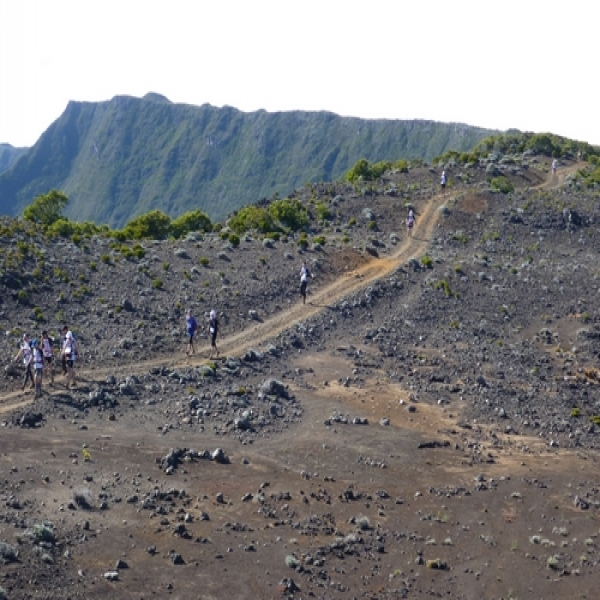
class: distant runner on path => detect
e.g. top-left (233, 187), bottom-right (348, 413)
top-left (185, 309), bottom-right (198, 355)
top-left (61, 330), bottom-right (78, 389)
top-left (406, 209), bottom-right (416, 238)
top-left (31, 339), bottom-right (44, 398)
top-left (41, 330), bottom-right (55, 385)
top-left (299, 261), bottom-right (313, 305)
top-left (208, 309), bottom-right (220, 359)
top-left (440, 170), bottom-right (447, 195)
top-left (552, 158), bottom-right (558, 175)
top-left (13, 333), bottom-right (34, 392)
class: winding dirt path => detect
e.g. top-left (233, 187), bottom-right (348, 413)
top-left (0, 165), bottom-right (576, 415)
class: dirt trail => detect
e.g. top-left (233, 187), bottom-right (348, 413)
top-left (0, 166), bottom-right (572, 415)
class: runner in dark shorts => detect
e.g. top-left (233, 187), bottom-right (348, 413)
top-left (208, 309), bottom-right (220, 359)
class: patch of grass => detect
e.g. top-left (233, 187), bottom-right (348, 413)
top-left (199, 256), bottom-right (210, 266)
top-left (452, 232), bottom-right (469, 244)
top-left (421, 255), bottom-right (433, 269)
top-left (434, 279), bottom-right (452, 297)
top-left (151, 278), bottom-right (163, 289)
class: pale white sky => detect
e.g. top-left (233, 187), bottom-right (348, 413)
top-left (1, 0), bottom-right (597, 148)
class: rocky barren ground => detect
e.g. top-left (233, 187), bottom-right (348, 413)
top-left (2, 154), bottom-right (600, 599)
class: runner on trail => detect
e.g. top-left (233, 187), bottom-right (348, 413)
top-left (300, 261), bottom-right (313, 305)
top-left (406, 209), bottom-right (416, 238)
top-left (13, 333), bottom-right (34, 392)
top-left (208, 309), bottom-right (220, 359)
top-left (185, 309), bottom-right (198, 355)
top-left (552, 158), bottom-right (558, 175)
top-left (41, 330), bottom-right (54, 385)
top-left (31, 339), bottom-right (44, 398)
top-left (60, 325), bottom-right (68, 376)
top-left (440, 170), bottom-right (447, 195)
top-left (61, 330), bottom-right (78, 389)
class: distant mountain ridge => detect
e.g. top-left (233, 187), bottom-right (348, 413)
top-left (0, 94), bottom-right (497, 228)
top-left (0, 143), bottom-right (28, 174)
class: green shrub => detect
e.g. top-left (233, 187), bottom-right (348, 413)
top-left (131, 243), bottom-right (146, 259)
top-left (170, 209), bottom-right (212, 238)
top-left (268, 198), bottom-right (309, 231)
top-left (229, 205), bottom-right (275, 234)
top-left (367, 220), bottom-right (377, 231)
top-left (228, 233), bottom-right (240, 247)
top-left (313, 235), bottom-right (326, 246)
top-left (315, 201), bottom-right (331, 222)
top-left (199, 256), bottom-right (210, 266)
top-left (24, 190), bottom-right (68, 226)
top-left (152, 278), bottom-right (163, 289)
top-left (434, 280), bottom-right (451, 297)
top-left (297, 234), bottom-right (309, 250)
top-left (100, 254), bottom-right (111, 264)
top-left (421, 255), bottom-right (433, 268)
top-left (348, 217), bottom-right (356, 227)
top-left (490, 176), bottom-right (514, 194)
top-left (394, 159), bottom-right (409, 173)
top-left (162, 262), bottom-right (170, 271)
top-left (121, 209), bottom-right (171, 240)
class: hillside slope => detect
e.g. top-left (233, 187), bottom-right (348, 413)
top-left (0, 93), bottom-right (496, 227)
top-left (0, 143), bottom-right (28, 174)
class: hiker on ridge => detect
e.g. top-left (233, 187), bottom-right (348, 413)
top-left (552, 158), bottom-right (558, 175)
top-left (440, 170), bottom-right (447, 195)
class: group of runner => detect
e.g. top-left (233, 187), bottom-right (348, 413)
top-left (13, 326), bottom-right (77, 397)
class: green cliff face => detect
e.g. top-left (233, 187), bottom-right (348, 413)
top-left (0, 94), bottom-right (495, 227)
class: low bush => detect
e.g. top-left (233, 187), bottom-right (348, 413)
top-left (490, 176), bottom-right (514, 194)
